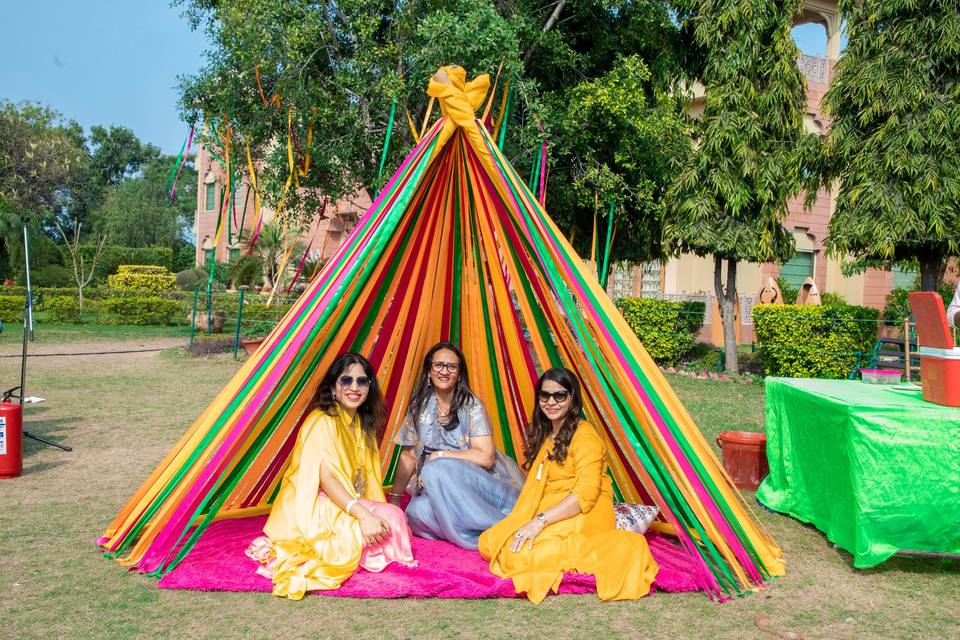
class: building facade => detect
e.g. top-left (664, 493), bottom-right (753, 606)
top-left (193, 142), bottom-right (372, 270)
top-left (604, 1), bottom-right (912, 344)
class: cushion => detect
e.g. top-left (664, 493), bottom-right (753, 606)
top-left (614, 502), bottom-right (659, 534)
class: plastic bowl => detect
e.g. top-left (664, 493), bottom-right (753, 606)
top-left (860, 369), bottom-right (902, 384)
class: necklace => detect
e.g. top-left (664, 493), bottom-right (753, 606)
top-left (350, 416), bottom-right (367, 495)
top-left (435, 399), bottom-right (453, 428)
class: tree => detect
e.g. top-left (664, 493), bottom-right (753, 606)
top-left (90, 155), bottom-right (196, 249)
top-left (0, 101), bottom-right (89, 275)
top-left (663, 0), bottom-right (816, 374)
top-left (819, 1), bottom-right (960, 291)
top-left (55, 218), bottom-right (108, 312)
top-left (175, 0), bottom-right (686, 265)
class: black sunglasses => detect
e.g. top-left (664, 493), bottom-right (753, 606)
top-left (538, 390), bottom-right (570, 404)
top-left (337, 375), bottom-right (371, 389)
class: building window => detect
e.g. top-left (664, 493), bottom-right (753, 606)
top-left (892, 265), bottom-right (918, 290)
top-left (204, 248), bottom-right (215, 266)
top-left (639, 261), bottom-right (664, 297)
top-left (779, 251), bottom-right (814, 288)
top-left (205, 183), bottom-right (216, 211)
top-left (228, 247), bottom-right (240, 263)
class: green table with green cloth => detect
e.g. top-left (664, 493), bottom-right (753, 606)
top-left (757, 378), bottom-right (960, 568)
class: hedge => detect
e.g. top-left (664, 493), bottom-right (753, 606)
top-left (63, 245), bottom-right (173, 284)
top-left (0, 295), bottom-right (25, 323)
top-left (107, 265), bottom-right (177, 294)
top-left (100, 296), bottom-right (182, 325)
top-left (45, 296), bottom-right (81, 323)
top-left (752, 304), bottom-right (880, 379)
top-left (615, 298), bottom-right (706, 366)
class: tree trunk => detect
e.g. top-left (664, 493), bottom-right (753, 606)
top-left (78, 286), bottom-right (84, 314)
top-left (918, 252), bottom-right (946, 291)
top-left (713, 256), bottom-right (740, 375)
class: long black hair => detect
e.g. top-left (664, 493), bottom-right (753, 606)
top-left (406, 341), bottom-right (475, 431)
top-left (522, 367), bottom-right (583, 470)
top-left (314, 352), bottom-right (386, 440)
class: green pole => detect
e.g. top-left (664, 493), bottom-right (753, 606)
top-left (376, 96), bottom-right (398, 188)
top-left (189, 284), bottom-right (199, 349)
top-left (497, 84), bottom-right (513, 150)
top-left (233, 286), bottom-right (246, 360)
top-left (600, 198), bottom-right (615, 289)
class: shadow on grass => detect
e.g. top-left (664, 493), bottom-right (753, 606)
top-left (21, 414), bottom-right (82, 459)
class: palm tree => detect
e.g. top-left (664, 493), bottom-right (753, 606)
top-left (252, 219), bottom-right (305, 293)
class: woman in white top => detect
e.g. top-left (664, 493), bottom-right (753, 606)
top-left (948, 283), bottom-right (960, 329)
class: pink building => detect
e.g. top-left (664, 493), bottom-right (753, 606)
top-left (193, 142), bottom-right (372, 270)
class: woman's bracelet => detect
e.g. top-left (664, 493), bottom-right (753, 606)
top-left (387, 491), bottom-right (404, 498)
top-left (345, 498), bottom-right (360, 517)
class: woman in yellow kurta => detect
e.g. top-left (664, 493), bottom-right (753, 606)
top-left (246, 353), bottom-right (415, 600)
top-left (478, 367), bottom-right (659, 603)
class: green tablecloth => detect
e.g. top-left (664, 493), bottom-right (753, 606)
top-left (757, 378), bottom-right (960, 568)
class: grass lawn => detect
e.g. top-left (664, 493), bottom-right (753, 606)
top-left (0, 337), bottom-right (956, 640)
top-left (0, 320), bottom-right (191, 347)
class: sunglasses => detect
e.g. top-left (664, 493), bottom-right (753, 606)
top-left (430, 361), bottom-right (461, 373)
top-left (337, 375), bottom-right (371, 389)
top-left (538, 390), bottom-right (571, 405)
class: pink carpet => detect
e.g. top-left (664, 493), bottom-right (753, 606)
top-left (156, 516), bottom-right (702, 598)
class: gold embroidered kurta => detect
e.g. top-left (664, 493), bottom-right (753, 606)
top-left (261, 407), bottom-right (386, 599)
top-left (479, 421), bottom-right (659, 603)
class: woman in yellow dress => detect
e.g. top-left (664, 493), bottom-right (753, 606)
top-left (246, 353), bottom-right (416, 600)
top-left (478, 367), bottom-right (659, 603)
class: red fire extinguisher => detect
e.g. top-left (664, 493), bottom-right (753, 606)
top-left (0, 390), bottom-right (23, 479)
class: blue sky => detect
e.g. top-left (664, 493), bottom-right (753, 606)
top-left (1, 3), bottom-right (837, 155)
top-left (1, 1), bottom-right (208, 155)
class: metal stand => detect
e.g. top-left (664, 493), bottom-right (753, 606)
top-left (16, 216), bottom-right (72, 452)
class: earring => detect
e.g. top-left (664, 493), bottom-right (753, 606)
top-left (330, 388), bottom-right (337, 403)
top-left (427, 378), bottom-right (432, 387)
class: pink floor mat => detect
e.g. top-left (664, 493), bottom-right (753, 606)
top-left (157, 516), bottom-right (702, 598)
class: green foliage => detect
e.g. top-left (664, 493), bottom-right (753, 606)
top-left (0, 294), bottom-right (25, 322)
top-left (45, 295), bottom-right (81, 323)
top-left (90, 156), bottom-right (196, 249)
top-left (176, 0), bottom-right (685, 262)
top-left (100, 296), bottom-right (181, 325)
top-left (65, 245), bottom-right (173, 284)
top-left (227, 254), bottom-right (263, 288)
top-left (172, 241), bottom-right (196, 273)
top-left (24, 263), bottom-right (71, 287)
top-left (819, 291), bottom-right (848, 307)
top-left (664, 0), bottom-right (814, 263)
top-left (550, 56), bottom-right (691, 263)
top-left (616, 297), bottom-right (704, 365)
top-left (175, 267), bottom-right (209, 291)
top-left (881, 283), bottom-right (954, 327)
top-left (821, 1), bottom-right (960, 290)
top-left (663, 0), bottom-right (816, 374)
top-left (107, 264), bottom-right (176, 294)
top-left (0, 101), bottom-right (88, 218)
top-left (775, 277), bottom-right (799, 304)
top-left (753, 304), bottom-right (880, 379)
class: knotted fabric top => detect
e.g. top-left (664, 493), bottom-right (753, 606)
top-left (426, 65), bottom-right (494, 173)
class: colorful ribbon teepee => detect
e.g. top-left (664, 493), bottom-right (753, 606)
top-left (100, 65), bottom-right (784, 600)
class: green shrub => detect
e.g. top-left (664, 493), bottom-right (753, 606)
top-left (616, 298), bottom-right (701, 366)
top-left (775, 278), bottom-right (799, 304)
top-left (100, 296), bottom-right (181, 325)
top-left (820, 291), bottom-right (848, 306)
top-left (62, 245), bottom-right (173, 284)
top-left (882, 284), bottom-right (953, 327)
top-left (176, 268), bottom-right (209, 291)
top-left (45, 296), bottom-right (81, 323)
top-left (0, 295), bottom-right (25, 322)
top-left (753, 304), bottom-right (880, 379)
top-left (107, 265), bottom-right (177, 294)
top-left (26, 264), bottom-right (71, 287)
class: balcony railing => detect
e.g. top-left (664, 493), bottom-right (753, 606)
top-left (797, 53), bottom-right (831, 85)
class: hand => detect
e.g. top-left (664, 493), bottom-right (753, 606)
top-left (358, 512), bottom-right (391, 547)
top-left (510, 519), bottom-right (545, 553)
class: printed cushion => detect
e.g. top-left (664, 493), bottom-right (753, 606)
top-left (614, 502), bottom-right (659, 534)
